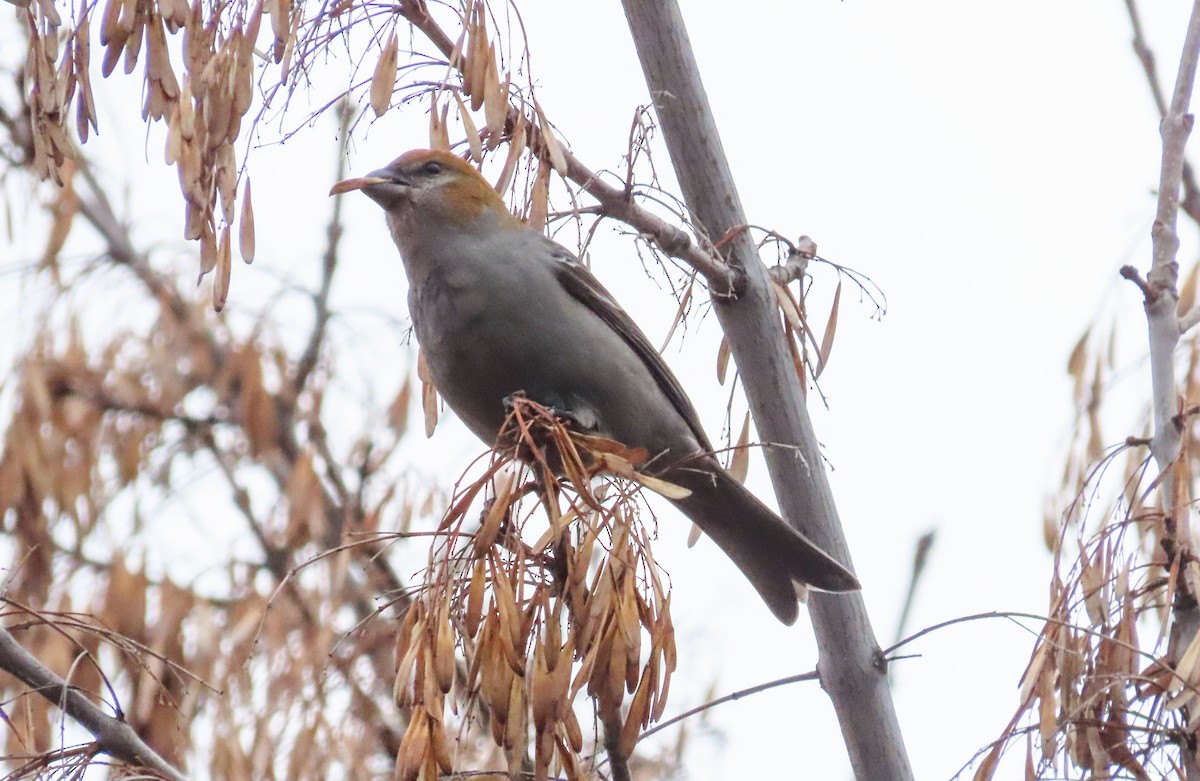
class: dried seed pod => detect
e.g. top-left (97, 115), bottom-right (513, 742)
top-left (369, 32), bottom-right (397, 117)
top-left (432, 611), bottom-right (454, 694)
top-left (212, 225), bottom-right (231, 310)
top-left (619, 663), bottom-right (654, 757)
top-left (122, 14), bottom-right (143, 75)
top-left (238, 178), bottom-right (255, 263)
top-left (197, 223), bottom-right (216, 279)
top-left (453, 91), bottom-right (482, 163)
top-left (394, 714), bottom-right (429, 781)
top-left (493, 112), bottom-right (525, 194)
top-left (465, 3), bottom-right (487, 111)
top-left (101, 0), bottom-right (122, 45)
top-left (428, 94), bottom-right (450, 152)
top-left (464, 557), bottom-right (486, 636)
top-left (482, 46), bottom-right (505, 146)
top-left (539, 118), bottom-right (568, 176)
top-left (527, 160), bottom-right (549, 231)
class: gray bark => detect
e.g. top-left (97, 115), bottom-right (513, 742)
top-left (619, 2), bottom-right (915, 778)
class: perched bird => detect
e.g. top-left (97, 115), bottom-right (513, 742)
top-left (332, 149), bottom-right (858, 624)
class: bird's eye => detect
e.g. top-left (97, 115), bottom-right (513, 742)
top-left (421, 161), bottom-right (443, 176)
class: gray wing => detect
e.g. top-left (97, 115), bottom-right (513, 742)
top-left (544, 240), bottom-right (715, 454)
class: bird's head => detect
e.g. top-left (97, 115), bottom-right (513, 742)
top-left (331, 149), bottom-right (517, 239)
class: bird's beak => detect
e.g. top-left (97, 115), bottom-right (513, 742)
top-left (328, 175), bottom-right (390, 196)
top-left (330, 168), bottom-right (413, 209)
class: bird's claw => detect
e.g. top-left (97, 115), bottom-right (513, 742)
top-left (502, 393), bottom-right (597, 432)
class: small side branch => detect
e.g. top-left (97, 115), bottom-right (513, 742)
top-left (1138, 0), bottom-right (1200, 476)
top-left (0, 627), bottom-right (188, 781)
top-left (293, 102), bottom-right (353, 397)
top-left (1126, 0), bottom-right (1200, 224)
top-left (638, 670), bottom-right (819, 746)
top-left (381, 5), bottom-right (735, 290)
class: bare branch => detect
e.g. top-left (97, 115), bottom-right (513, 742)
top-left (293, 102), bottom-right (353, 397)
top-left (1181, 303), bottom-right (1200, 333)
top-left (1140, 0), bottom-right (1200, 478)
top-left (1125, 0), bottom-right (1200, 224)
top-left (378, 4), bottom-right (735, 288)
top-left (0, 627), bottom-right (188, 781)
top-left (638, 670), bottom-right (819, 746)
top-left (618, 1), bottom-right (913, 778)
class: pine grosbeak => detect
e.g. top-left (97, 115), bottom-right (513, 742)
top-left (332, 149), bottom-right (858, 624)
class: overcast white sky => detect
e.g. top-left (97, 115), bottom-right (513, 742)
top-left (5, 0), bottom-right (1199, 778)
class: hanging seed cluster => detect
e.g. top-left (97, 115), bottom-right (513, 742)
top-left (976, 318), bottom-right (1200, 780)
top-left (19, 0), bottom-right (279, 309)
top-left (358, 0), bottom-right (568, 228)
top-left (393, 399), bottom-right (677, 781)
top-left (22, 0), bottom-right (97, 184)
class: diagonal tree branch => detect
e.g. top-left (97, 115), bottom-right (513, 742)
top-left (390, 0), bottom-right (734, 287)
top-left (1122, 0), bottom-right (1200, 776)
top-left (618, 2), bottom-right (913, 779)
top-left (0, 626), bottom-right (188, 781)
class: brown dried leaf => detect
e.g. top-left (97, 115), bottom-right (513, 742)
top-left (213, 225), bottom-right (232, 311)
top-left (395, 713), bottom-right (429, 781)
top-left (198, 224), bottom-right (217, 279)
top-left (370, 32), bottom-right (398, 118)
top-left (165, 107), bottom-right (182, 164)
top-left (620, 663), bottom-right (654, 757)
top-left (505, 674), bottom-right (527, 754)
top-left (417, 348), bottom-right (438, 436)
top-left (104, 554), bottom-right (149, 640)
top-left (284, 449), bottom-right (321, 545)
top-left (537, 106), bottom-right (568, 176)
top-left (387, 377), bottom-right (411, 437)
top-left (101, 28), bottom-right (128, 77)
top-left (482, 45), bottom-right (505, 142)
top-left (972, 742), bottom-right (1002, 781)
top-left (1079, 551), bottom-right (1106, 627)
top-left (1067, 326), bottom-right (1090, 399)
top-left (494, 113), bottom-right (526, 194)
top-left (122, 13), bottom-right (143, 75)
top-left (100, 0), bottom-right (121, 45)
top-left (528, 160), bottom-right (550, 232)
top-left (428, 91), bottom-right (450, 152)
top-left (716, 335), bottom-right (731, 385)
top-left (465, 557), bottom-right (486, 636)
top-left (815, 279), bottom-right (842, 379)
top-left (1036, 665), bottom-right (1056, 759)
top-left (466, 2), bottom-right (487, 112)
top-left (433, 613), bottom-right (454, 694)
top-left (617, 464), bottom-right (691, 500)
top-left (1169, 626), bottom-right (1200, 698)
top-left (728, 412), bottom-right (751, 485)
top-left (530, 639), bottom-right (555, 731)
top-left (239, 178), bottom-right (255, 263)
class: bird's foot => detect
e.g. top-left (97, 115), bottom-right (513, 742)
top-left (502, 393), bottom-right (598, 433)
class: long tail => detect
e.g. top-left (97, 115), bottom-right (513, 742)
top-left (666, 461), bottom-right (859, 625)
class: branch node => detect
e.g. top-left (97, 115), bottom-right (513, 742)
top-left (1120, 264), bottom-right (1156, 300)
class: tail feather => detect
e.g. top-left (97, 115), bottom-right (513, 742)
top-left (666, 461), bottom-right (859, 625)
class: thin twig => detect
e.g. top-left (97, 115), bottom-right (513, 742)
top-left (380, 4), bottom-right (734, 289)
top-left (638, 670), bottom-right (819, 745)
top-left (293, 102), bottom-right (353, 397)
top-left (891, 529), bottom-right (936, 653)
